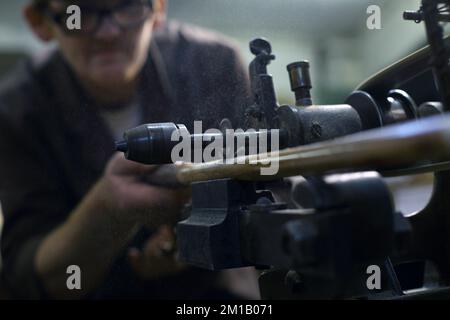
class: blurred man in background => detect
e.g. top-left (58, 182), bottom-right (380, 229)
top-left (0, 0), bottom-right (259, 299)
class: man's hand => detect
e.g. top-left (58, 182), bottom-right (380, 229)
top-left (128, 225), bottom-right (186, 280)
top-left (35, 153), bottom-right (191, 298)
top-left (101, 152), bottom-right (191, 227)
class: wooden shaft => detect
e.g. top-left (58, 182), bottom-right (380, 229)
top-left (176, 115), bottom-right (450, 184)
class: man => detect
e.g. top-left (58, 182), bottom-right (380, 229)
top-left (0, 0), bottom-right (258, 299)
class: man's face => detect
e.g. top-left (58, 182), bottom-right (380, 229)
top-left (44, 0), bottom-right (161, 87)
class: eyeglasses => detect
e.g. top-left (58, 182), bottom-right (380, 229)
top-left (44, 0), bottom-right (154, 35)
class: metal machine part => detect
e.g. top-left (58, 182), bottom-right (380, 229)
top-left (345, 89), bottom-right (418, 129)
top-left (116, 1), bottom-right (450, 299)
top-left (287, 61), bottom-right (313, 107)
top-left (118, 38), bottom-right (363, 165)
top-left (176, 173), bottom-right (411, 299)
top-left (116, 122), bottom-right (288, 164)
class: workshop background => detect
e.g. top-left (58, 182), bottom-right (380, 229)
top-left (0, 0), bottom-right (440, 298)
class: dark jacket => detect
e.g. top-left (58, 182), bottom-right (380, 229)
top-left (0, 21), bottom-right (249, 299)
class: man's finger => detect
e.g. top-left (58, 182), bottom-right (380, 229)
top-left (108, 152), bottom-right (159, 176)
top-left (141, 164), bottom-right (185, 188)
